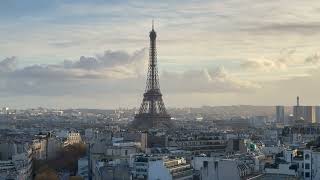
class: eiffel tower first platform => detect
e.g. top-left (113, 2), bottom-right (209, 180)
top-left (130, 23), bottom-right (174, 130)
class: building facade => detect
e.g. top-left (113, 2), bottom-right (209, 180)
top-left (132, 155), bottom-right (193, 180)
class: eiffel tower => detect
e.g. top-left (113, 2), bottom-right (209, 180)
top-left (131, 22), bottom-right (173, 130)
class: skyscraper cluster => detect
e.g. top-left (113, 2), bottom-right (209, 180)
top-left (276, 96), bottom-right (320, 124)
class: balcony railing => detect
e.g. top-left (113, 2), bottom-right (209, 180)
top-left (172, 169), bottom-right (193, 179)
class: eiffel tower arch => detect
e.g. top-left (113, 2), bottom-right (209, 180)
top-left (130, 22), bottom-right (174, 130)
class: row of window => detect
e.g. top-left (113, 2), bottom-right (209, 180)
top-left (300, 162), bottom-right (310, 169)
top-left (181, 141), bottom-right (222, 146)
top-left (135, 168), bottom-right (147, 172)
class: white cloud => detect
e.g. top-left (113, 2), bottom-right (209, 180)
top-left (241, 58), bottom-right (287, 72)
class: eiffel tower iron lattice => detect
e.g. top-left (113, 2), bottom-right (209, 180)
top-left (131, 22), bottom-right (173, 130)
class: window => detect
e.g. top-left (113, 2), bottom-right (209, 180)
top-left (305, 154), bottom-right (310, 160)
top-left (305, 172), bottom-right (310, 178)
top-left (305, 163), bottom-right (310, 170)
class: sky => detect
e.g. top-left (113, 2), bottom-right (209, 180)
top-left (0, 0), bottom-right (320, 109)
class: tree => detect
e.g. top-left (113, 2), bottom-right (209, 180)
top-left (35, 166), bottom-right (59, 180)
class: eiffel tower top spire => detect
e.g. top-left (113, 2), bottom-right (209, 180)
top-left (152, 19), bottom-right (154, 30)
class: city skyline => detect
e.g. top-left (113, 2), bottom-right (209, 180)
top-left (0, 0), bottom-right (320, 108)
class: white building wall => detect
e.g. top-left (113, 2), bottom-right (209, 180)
top-left (312, 151), bottom-right (320, 180)
top-left (201, 160), bottom-right (240, 180)
top-left (265, 164), bottom-right (297, 176)
top-left (148, 160), bottom-right (172, 180)
top-left (304, 150), bottom-right (312, 180)
top-left (283, 149), bottom-right (296, 163)
top-left (191, 156), bottom-right (221, 171)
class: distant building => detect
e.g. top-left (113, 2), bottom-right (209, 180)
top-left (278, 148), bottom-right (320, 180)
top-left (293, 96), bottom-right (304, 121)
top-left (226, 139), bottom-right (247, 154)
top-left (276, 106), bottom-right (285, 123)
top-left (167, 136), bottom-right (226, 155)
top-left (200, 159), bottom-right (255, 180)
top-left (32, 137), bottom-right (48, 160)
top-left (132, 155), bottom-right (193, 180)
top-left (140, 132), bottom-right (167, 153)
top-left (32, 133), bottom-right (62, 160)
top-left (89, 133), bottom-right (139, 180)
top-left (0, 143), bottom-right (33, 179)
top-left (250, 116), bottom-right (267, 128)
top-left (303, 106), bottom-right (316, 123)
top-left (293, 97), bottom-right (316, 123)
top-left (77, 157), bottom-right (88, 180)
top-left (95, 161), bottom-right (131, 180)
top-left (282, 124), bottom-right (320, 144)
top-left (64, 131), bottom-right (82, 146)
top-left (315, 106), bottom-right (320, 123)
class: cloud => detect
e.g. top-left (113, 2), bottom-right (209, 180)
top-left (241, 58), bottom-right (287, 72)
top-left (0, 52), bottom-right (259, 97)
top-left (242, 22), bottom-right (320, 35)
top-left (0, 56), bottom-right (17, 73)
top-left (64, 49), bottom-right (146, 70)
top-left (0, 49), bottom-right (148, 96)
top-left (305, 54), bottom-right (320, 65)
top-left (13, 48), bottom-right (148, 80)
top-left (240, 49), bottom-right (298, 72)
top-left (162, 67), bottom-right (260, 93)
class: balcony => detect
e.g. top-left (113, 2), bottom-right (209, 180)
top-left (168, 164), bottom-right (191, 172)
top-left (172, 169), bottom-right (193, 179)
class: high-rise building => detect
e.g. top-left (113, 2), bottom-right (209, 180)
top-left (303, 106), bottom-right (316, 123)
top-left (293, 96), bottom-right (304, 121)
top-left (315, 106), bottom-right (320, 123)
top-left (131, 22), bottom-right (173, 130)
top-left (276, 106), bottom-right (285, 123)
top-left (292, 96), bottom-right (316, 123)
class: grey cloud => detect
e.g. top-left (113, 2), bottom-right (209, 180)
top-left (0, 56), bottom-right (17, 73)
top-left (0, 49), bottom-right (147, 96)
top-left (161, 67), bottom-right (260, 93)
top-left (63, 48), bottom-right (147, 70)
top-left (48, 40), bottom-right (80, 48)
top-left (305, 54), bottom-right (320, 64)
top-left (241, 22), bottom-right (320, 35)
top-left (0, 54), bottom-right (259, 97)
top-left (1, 50), bottom-right (147, 81)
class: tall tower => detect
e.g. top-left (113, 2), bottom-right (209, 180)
top-left (131, 22), bottom-right (173, 130)
top-left (276, 106), bottom-right (285, 123)
top-left (293, 96), bottom-right (304, 121)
